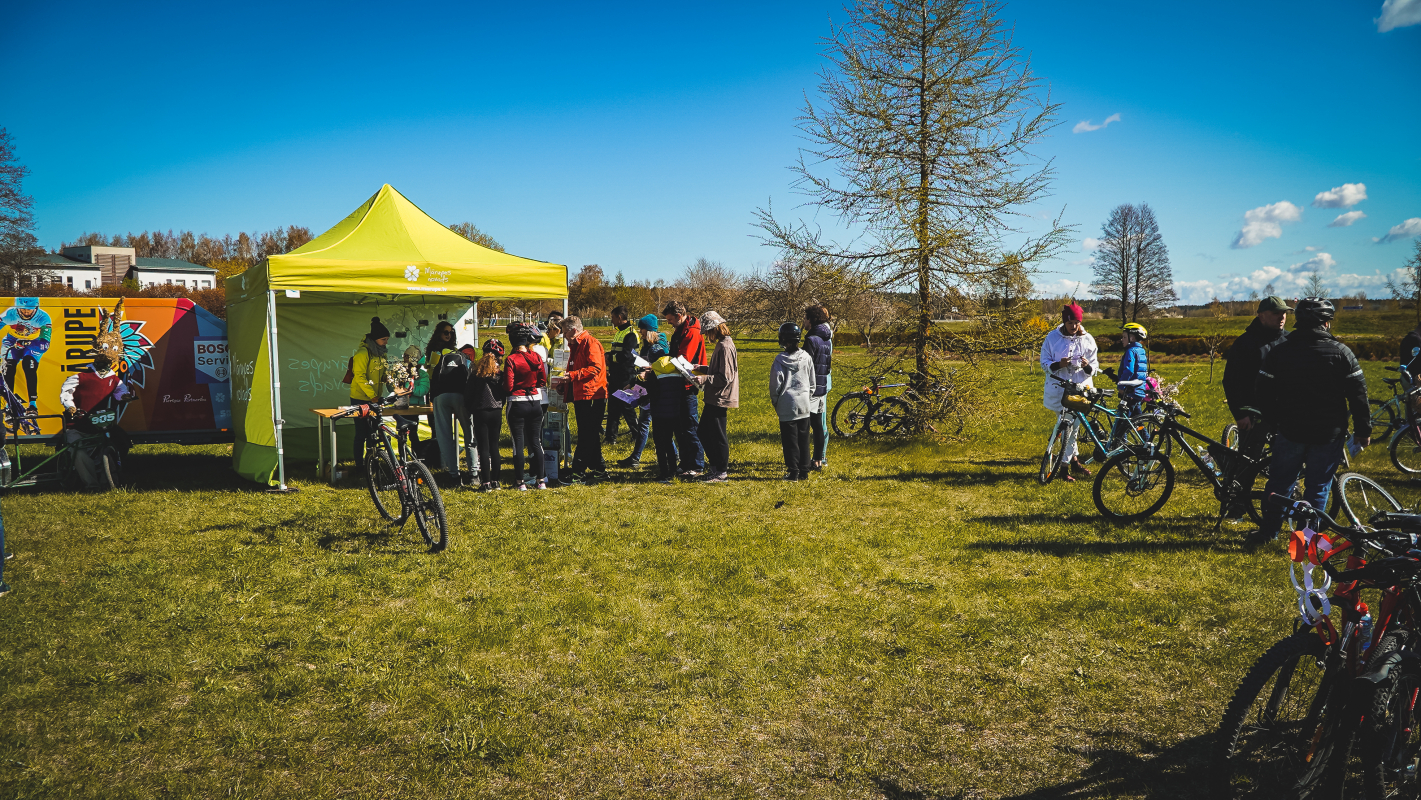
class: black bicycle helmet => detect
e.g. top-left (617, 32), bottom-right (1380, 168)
top-left (777, 322), bottom-right (802, 348)
top-left (1294, 297), bottom-right (1335, 327)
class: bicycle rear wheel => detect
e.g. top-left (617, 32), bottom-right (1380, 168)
top-left (1040, 417), bottom-right (1068, 484)
top-left (1390, 426), bottom-right (1421, 475)
top-left (99, 445), bottom-right (122, 491)
top-left (366, 450), bottom-right (406, 524)
top-left (1092, 449), bottom-right (1175, 523)
top-left (407, 460), bottom-right (448, 553)
top-left (1358, 640), bottom-right (1421, 799)
top-left (865, 396), bottom-right (911, 435)
top-left (1336, 472), bottom-right (1403, 529)
top-left (831, 394), bottom-right (871, 438)
top-left (1222, 423), bottom-right (1240, 452)
top-left (1212, 631), bottom-right (1336, 799)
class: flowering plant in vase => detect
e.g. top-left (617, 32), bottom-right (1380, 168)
top-left (386, 359), bottom-right (417, 408)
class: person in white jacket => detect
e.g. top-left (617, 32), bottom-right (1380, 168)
top-left (1039, 303), bottom-right (1099, 481)
top-left (770, 322), bottom-right (815, 481)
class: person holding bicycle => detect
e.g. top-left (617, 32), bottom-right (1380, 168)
top-left (1250, 297), bottom-right (1371, 547)
top-left (1222, 296), bottom-right (1290, 460)
top-left (1039, 303), bottom-right (1098, 481)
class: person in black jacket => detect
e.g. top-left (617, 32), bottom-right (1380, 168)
top-left (803, 305), bottom-right (833, 470)
top-left (1400, 322), bottom-right (1421, 379)
top-left (1221, 296), bottom-right (1290, 455)
top-left (603, 306), bottom-right (641, 445)
top-left (1250, 297), bottom-right (1371, 547)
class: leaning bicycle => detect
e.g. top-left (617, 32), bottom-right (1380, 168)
top-left (334, 395), bottom-right (448, 553)
top-left (830, 370), bottom-right (965, 437)
top-left (1038, 375), bottom-right (1151, 484)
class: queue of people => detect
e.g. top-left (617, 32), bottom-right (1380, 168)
top-left (343, 301), bottom-right (834, 488)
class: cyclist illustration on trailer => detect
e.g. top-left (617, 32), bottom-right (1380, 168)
top-left (0, 297), bottom-right (53, 413)
top-left (1039, 302), bottom-right (1099, 482)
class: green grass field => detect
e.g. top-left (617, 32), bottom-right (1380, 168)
top-left (1082, 308), bottom-right (1418, 339)
top-left (1, 342), bottom-right (1415, 798)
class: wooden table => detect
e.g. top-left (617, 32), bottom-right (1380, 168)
top-left (310, 405), bottom-right (433, 484)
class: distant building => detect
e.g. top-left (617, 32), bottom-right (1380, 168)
top-left (25, 246), bottom-right (217, 291)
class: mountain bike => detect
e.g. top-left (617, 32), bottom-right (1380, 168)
top-left (0, 378), bottom-right (129, 492)
top-left (1213, 494), bottom-right (1417, 798)
top-left (1038, 375), bottom-right (1152, 484)
top-left (830, 370), bottom-right (966, 437)
top-left (1385, 369), bottom-right (1421, 476)
top-left (334, 395), bottom-right (448, 553)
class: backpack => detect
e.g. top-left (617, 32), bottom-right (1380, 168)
top-left (435, 349), bottom-right (471, 382)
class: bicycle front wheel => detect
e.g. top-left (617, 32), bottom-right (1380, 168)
top-left (366, 450), bottom-right (406, 524)
top-left (1212, 631), bottom-right (1333, 800)
top-left (865, 396), bottom-right (911, 435)
top-left (1222, 423), bottom-right (1240, 452)
top-left (1390, 426), bottom-right (1421, 475)
top-left (99, 445), bottom-right (122, 491)
top-left (1040, 417), bottom-right (1068, 484)
top-left (831, 394), bottom-right (871, 438)
top-left (1336, 472), bottom-right (1403, 529)
top-left (407, 460), bottom-right (448, 553)
top-left (1092, 449), bottom-right (1175, 523)
top-left (1358, 638), bottom-right (1421, 799)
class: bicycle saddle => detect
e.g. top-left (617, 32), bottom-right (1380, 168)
top-left (1384, 377), bottom-right (1402, 386)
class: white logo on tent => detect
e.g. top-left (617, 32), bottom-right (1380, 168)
top-left (404, 265), bottom-right (420, 282)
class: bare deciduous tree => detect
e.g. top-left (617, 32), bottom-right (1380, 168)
top-left (0, 128), bottom-right (44, 288)
top-left (755, 0), bottom-right (1071, 433)
top-left (448, 222), bottom-right (504, 253)
top-left (1385, 239), bottom-right (1421, 326)
top-left (1090, 203), bottom-right (1176, 322)
top-left (674, 258), bottom-right (742, 318)
top-left (1304, 272), bottom-right (1327, 299)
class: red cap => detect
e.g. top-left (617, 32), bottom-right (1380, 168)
top-left (1062, 304), bottom-right (1084, 322)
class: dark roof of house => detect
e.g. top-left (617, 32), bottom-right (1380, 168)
top-left (134, 258), bottom-right (216, 273)
top-left (30, 253), bottom-right (98, 269)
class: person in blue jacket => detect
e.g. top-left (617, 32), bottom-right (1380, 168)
top-left (1110, 322), bottom-right (1150, 445)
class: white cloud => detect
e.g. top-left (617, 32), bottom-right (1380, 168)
top-left (1378, 0), bottom-right (1421, 31)
top-left (1378, 217), bottom-right (1421, 244)
top-left (1032, 277), bottom-right (1087, 297)
top-left (1081, 237), bottom-right (1101, 251)
top-left (1171, 264), bottom-right (1411, 305)
top-left (1329, 211), bottom-right (1367, 227)
top-left (1313, 182), bottom-right (1367, 209)
top-left (1289, 252), bottom-right (1337, 273)
top-left (1231, 201), bottom-right (1303, 249)
top-left (1072, 113), bottom-right (1121, 134)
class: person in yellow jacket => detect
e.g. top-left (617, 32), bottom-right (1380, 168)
top-left (349, 317), bottom-right (390, 469)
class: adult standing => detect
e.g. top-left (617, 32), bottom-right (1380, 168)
top-left (803, 305), bottom-right (833, 470)
top-left (1222, 296), bottom-right (1290, 459)
top-left (1251, 298), bottom-right (1370, 546)
top-left (1401, 318), bottom-right (1421, 378)
top-left (559, 316), bottom-right (608, 484)
top-left (692, 311), bottom-right (738, 483)
top-left (617, 314), bottom-right (666, 468)
top-left (504, 326), bottom-right (548, 490)
top-left (604, 305), bottom-right (641, 444)
top-left (1038, 303), bottom-right (1098, 482)
top-left (663, 300), bottom-right (706, 477)
top-left (426, 321), bottom-right (474, 486)
top-left (466, 338), bottom-right (506, 491)
top-left (349, 317), bottom-right (390, 470)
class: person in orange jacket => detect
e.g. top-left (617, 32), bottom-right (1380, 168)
top-left (559, 315), bottom-right (608, 484)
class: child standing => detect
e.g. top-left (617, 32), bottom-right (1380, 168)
top-left (1111, 323), bottom-right (1150, 445)
top-left (642, 355), bottom-right (687, 484)
top-left (769, 322), bottom-right (814, 481)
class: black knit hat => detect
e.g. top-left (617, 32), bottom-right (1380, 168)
top-left (369, 317), bottom-right (390, 339)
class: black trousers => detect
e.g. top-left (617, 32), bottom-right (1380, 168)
top-left (605, 395), bottom-right (639, 441)
top-left (507, 401), bottom-right (545, 481)
top-left (471, 406), bottom-right (503, 483)
top-left (571, 398), bottom-right (607, 474)
top-left (699, 403), bottom-right (729, 474)
top-left (779, 418), bottom-right (811, 477)
top-left (652, 419), bottom-right (679, 480)
top-left (351, 397), bottom-right (376, 467)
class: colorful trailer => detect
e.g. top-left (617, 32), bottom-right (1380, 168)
top-left (0, 296), bottom-right (231, 444)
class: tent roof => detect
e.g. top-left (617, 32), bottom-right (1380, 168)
top-left (227, 184), bottom-right (566, 303)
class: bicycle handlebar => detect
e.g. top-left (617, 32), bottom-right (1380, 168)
top-left (1267, 493), bottom-right (1421, 557)
top-left (332, 394), bottom-right (401, 419)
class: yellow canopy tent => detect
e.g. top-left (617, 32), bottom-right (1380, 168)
top-left (226, 184), bottom-right (567, 488)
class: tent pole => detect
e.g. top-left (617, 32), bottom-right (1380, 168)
top-left (265, 290), bottom-right (297, 493)
top-left (562, 297), bottom-right (567, 317)
top-left (473, 299), bottom-right (480, 349)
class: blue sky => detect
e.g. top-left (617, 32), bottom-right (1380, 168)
top-left (3, 0), bottom-right (1418, 304)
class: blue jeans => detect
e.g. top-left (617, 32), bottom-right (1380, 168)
top-left (676, 391), bottom-right (705, 472)
top-left (628, 406), bottom-right (652, 462)
top-left (1262, 434), bottom-right (1346, 535)
top-left (431, 393), bottom-right (473, 475)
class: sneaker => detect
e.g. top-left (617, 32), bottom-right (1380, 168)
top-left (784, 473), bottom-right (799, 482)
top-left (585, 469), bottom-right (608, 483)
top-left (703, 472), bottom-right (728, 483)
top-left (678, 470), bottom-right (703, 479)
top-left (559, 473), bottom-right (583, 487)
top-left (0, 581), bottom-right (9, 597)
top-left (1070, 459), bottom-right (1092, 477)
top-left (517, 483), bottom-right (528, 491)
top-left (479, 482), bottom-right (492, 492)
top-left (617, 457), bottom-right (640, 468)
top-left (657, 478), bottom-right (674, 485)
top-left (490, 481), bottom-right (502, 491)
top-left (535, 480), bottom-right (547, 490)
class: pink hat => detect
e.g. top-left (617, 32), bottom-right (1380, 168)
top-left (1062, 304), bottom-right (1084, 322)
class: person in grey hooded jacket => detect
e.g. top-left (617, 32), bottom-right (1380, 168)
top-left (770, 322), bottom-right (814, 480)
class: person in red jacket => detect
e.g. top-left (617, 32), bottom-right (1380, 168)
top-left (503, 326), bottom-right (548, 490)
top-left (559, 316), bottom-right (608, 484)
top-left (663, 300), bottom-right (706, 476)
